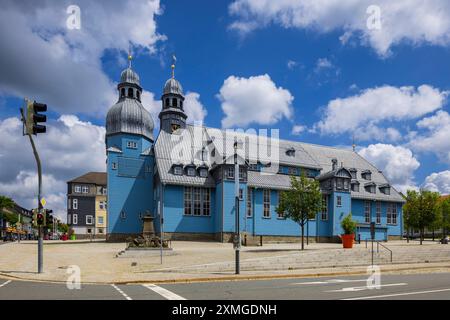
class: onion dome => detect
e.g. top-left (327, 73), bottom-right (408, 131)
top-left (163, 78), bottom-right (183, 95)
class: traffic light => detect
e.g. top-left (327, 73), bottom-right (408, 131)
top-left (46, 209), bottom-right (53, 225)
top-left (25, 99), bottom-right (47, 135)
top-left (32, 209), bottom-right (38, 227)
top-left (36, 211), bottom-right (46, 226)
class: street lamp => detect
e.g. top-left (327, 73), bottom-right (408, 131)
top-left (234, 139), bottom-right (241, 275)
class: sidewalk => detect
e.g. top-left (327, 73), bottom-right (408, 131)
top-left (0, 240), bottom-right (448, 284)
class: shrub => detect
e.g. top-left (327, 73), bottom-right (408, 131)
top-left (341, 213), bottom-right (357, 235)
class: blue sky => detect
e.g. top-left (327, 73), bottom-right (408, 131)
top-left (1, 0), bottom-right (450, 218)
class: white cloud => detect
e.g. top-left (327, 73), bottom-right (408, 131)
top-left (409, 110), bottom-right (450, 164)
top-left (315, 58), bottom-right (333, 70)
top-left (422, 170), bottom-right (450, 194)
top-left (184, 92), bottom-right (208, 124)
top-left (0, 116), bottom-right (106, 221)
top-left (141, 90), bottom-right (162, 130)
top-left (287, 60), bottom-right (298, 70)
top-left (291, 124), bottom-right (306, 135)
top-left (358, 143), bottom-right (420, 193)
top-left (314, 85), bottom-right (447, 141)
top-left (0, 0), bottom-right (164, 116)
top-left (228, 0), bottom-right (450, 57)
top-left (219, 74), bottom-right (293, 128)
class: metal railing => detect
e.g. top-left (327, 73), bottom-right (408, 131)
top-left (365, 239), bottom-right (393, 263)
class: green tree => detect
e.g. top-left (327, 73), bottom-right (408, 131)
top-left (276, 174), bottom-right (323, 250)
top-left (58, 223), bottom-right (69, 234)
top-left (439, 197), bottom-right (450, 238)
top-left (0, 195), bottom-right (15, 226)
top-left (403, 190), bottom-right (440, 245)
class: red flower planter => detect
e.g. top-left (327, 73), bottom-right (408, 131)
top-left (341, 234), bottom-right (355, 249)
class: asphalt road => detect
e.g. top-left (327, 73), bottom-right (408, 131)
top-left (0, 273), bottom-right (449, 300)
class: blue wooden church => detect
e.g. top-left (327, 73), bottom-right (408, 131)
top-left (105, 61), bottom-right (405, 243)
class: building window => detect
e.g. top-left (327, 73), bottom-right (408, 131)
top-left (288, 167), bottom-right (297, 176)
top-left (239, 167), bottom-right (246, 180)
top-left (87, 228), bottom-right (92, 234)
top-left (321, 195), bottom-right (328, 220)
top-left (74, 185), bottom-right (81, 193)
top-left (336, 178), bottom-right (343, 189)
top-left (350, 169), bottom-right (357, 179)
top-left (199, 168), bottom-right (208, 178)
top-left (165, 98), bottom-right (169, 107)
top-left (73, 214), bottom-right (78, 225)
top-left (82, 186), bottom-right (89, 194)
top-left (184, 187), bottom-right (210, 216)
top-left (263, 189), bottom-right (270, 218)
top-left (121, 88), bottom-right (125, 97)
top-left (239, 188), bottom-right (243, 200)
top-left (112, 162), bottom-right (117, 170)
top-left (351, 182), bottom-right (360, 192)
top-left (98, 228), bottom-right (104, 234)
top-left (343, 179), bottom-right (349, 190)
top-left (376, 202), bottom-right (381, 224)
top-left (172, 98), bottom-right (178, 107)
top-left (98, 216), bottom-right (104, 225)
top-left (226, 166), bottom-right (234, 179)
top-left (127, 141), bottom-right (137, 149)
top-left (362, 171), bottom-right (372, 180)
top-left (187, 167), bottom-right (196, 177)
top-left (72, 199), bottom-right (78, 210)
top-left (136, 91), bottom-right (140, 101)
top-left (86, 215), bottom-right (94, 225)
top-left (337, 196), bottom-right (342, 207)
top-left (99, 201), bottom-right (107, 210)
top-left (102, 187), bottom-right (107, 195)
top-left (184, 187), bottom-right (192, 215)
top-left (174, 166), bottom-right (182, 175)
top-left (248, 163), bottom-right (258, 171)
top-left (128, 88), bottom-right (133, 98)
top-left (364, 201), bottom-right (371, 223)
top-left (120, 211), bottom-right (126, 219)
top-left (387, 203), bottom-right (398, 225)
top-left (246, 187), bottom-right (252, 217)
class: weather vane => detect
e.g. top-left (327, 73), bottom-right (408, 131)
top-left (171, 54), bottom-right (177, 78)
top-left (128, 44), bottom-right (133, 68)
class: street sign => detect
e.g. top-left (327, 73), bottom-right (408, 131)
top-left (40, 198), bottom-right (46, 207)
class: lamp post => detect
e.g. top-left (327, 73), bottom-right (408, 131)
top-left (234, 140), bottom-right (240, 275)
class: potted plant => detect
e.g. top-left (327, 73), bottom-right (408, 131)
top-left (341, 213), bottom-right (357, 249)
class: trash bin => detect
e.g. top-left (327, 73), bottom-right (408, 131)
top-left (70, 234), bottom-right (76, 240)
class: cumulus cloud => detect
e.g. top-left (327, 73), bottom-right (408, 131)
top-left (0, 116), bottom-right (106, 221)
top-left (228, 0), bottom-right (450, 57)
top-left (422, 171), bottom-right (450, 194)
top-left (314, 85), bottom-right (447, 141)
top-left (184, 92), bottom-right (208, 125)
top-left (0, 0), bottom-right (164, 116)
top-left (291, 124), bottom-right (306, 135)
top-left (358, 143), bottom-right (420, 193)
top-left (287, 60), bottom-right (298, 70)
top-left (409, 110), bottom-right (450, 164)
top-left (219, 74), bottom-right (293, 128)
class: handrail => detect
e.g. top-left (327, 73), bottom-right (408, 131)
top-left (376, 241), bottom-right (393, 262)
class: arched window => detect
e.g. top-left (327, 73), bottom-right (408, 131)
top-left (121, 88), bottom-right (125, 97)
top-left (172, 98), bottom-right (178, 107)
top-left (128, 88), bottom-right (133, 98)
top-left (165, 98), bottom-right (170, 107)
top-left (136, 91), bottom-right (140, 101)
top-left (180, 100), bottom-right (183, 109)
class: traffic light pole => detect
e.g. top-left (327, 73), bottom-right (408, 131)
top-left (20, 107), bottom-right (43, 273)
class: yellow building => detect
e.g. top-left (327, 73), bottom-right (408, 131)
top-left (95, 193), bottom-right (107, 235)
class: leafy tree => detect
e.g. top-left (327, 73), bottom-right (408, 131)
top-left (58, 223), bottom-right (69, 234)
top-left (276, 174), bottom-right (322, 250)
top-left (0, 195), bottom-right (15, 226)
top-left (404, 190), bottom-right (440, 245)
top-left (439, 197), bottom-right (450, 238)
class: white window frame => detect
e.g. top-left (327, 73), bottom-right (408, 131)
top-left (112, 162), bottom-right (117, 170)
top-left (126, 141), bottom-right (137, 149)
top-left (187, 167), bottom-right (196, 177)
top-left (321, 195), bottom-right (328, 221)
top-left (73, 198), bottom-right (78, 210)
top-left (74, 185), bottom-right (81, 193)
top-left (99, 201), bottom-right (105, 210)
top-left (337, 196), bottom-right (342, 207)
top-left (263, 189), bottom-right (271, 218)
top-left (376, 202), bottom-right (382, 224)
top-left (246, 187), bottom-right (253, 217)
top-left (364, 201), bottom-right (371, 223)
top-left (82, 186), bottom-right (89, 194)
top-left (174, 166), bottom-right (182, 175)
top-left (98, 216), bottom-right (104, 225)
top-left (86, 215), bottom-right (94, 225)
top-left (72, 214), bottom-right (78, 225)
top-left (120, 211), bottom-right (126, 219)
top-left (226, 166), bottom-right (234, 179)
top-left (199, 168), bottom-right (208, 178)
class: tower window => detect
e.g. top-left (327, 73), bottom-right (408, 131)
top-left (136, 91), bottom-right (140, 101)
top-left (172, 98), bottom-right (177, 107)
top-left (121, 88), bottom-right (125, 97)
top-left (128, 88), bottom-right (133, 98)
top-left (180, 100), bottom-right (183, 109)
top-left (165, 98), bottom-right (170, 107)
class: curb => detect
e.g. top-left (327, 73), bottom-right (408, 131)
top-left (1, 262), bottom-right (449, 285)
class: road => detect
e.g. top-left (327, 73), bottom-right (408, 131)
top-left (0, 272), bottom-right (449, 300)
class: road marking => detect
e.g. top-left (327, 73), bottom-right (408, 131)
top-left (143, 284), bottom-right (186, 300)
top-left (111, 284), bottom-right (132, 300)
top-left (0, 280), bottom-right (11, 288)
top-left (326, 283), bottom-right (407, 292)
top-left (343, 288), bottom-right (450, 300)
top-left (291, 279), bottom-right (367, 285)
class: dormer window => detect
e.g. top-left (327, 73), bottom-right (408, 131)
top-left (351, 181), bottom-right (360, 192)
top-left (199, 168), bottom-right (208, 178)
top-left (362, 170), bottom-right (372, 180)
top-left (380, 184), bottom-right (391, 195)
top-left (365, 182), bottom-right (376, 194)
top-left (336, 178), bottom-right (343, 189)
top-left (187, 167), bottom-right (196, 176)
top-left (173, 166), bottom-right (183, 175)
top-left (349, 168), bottom-right (357, 179)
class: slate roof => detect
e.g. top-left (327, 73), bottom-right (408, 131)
top-left (68, 172), bottom-right (107, 186)
top-left (154, 125), bottom-right (405, 203)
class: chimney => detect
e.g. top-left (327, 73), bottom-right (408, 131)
top-left (331, 158), bottom-right (338, 171)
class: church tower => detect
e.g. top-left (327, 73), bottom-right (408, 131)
top-left (159, 58), bottom-right (187, 133)
top-left (105, 54), bottom-right (155, 240)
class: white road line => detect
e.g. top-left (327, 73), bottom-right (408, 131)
top-left (326, 283), bottom-right (408, 292)
top-left (0, 280), bottom-right (11, 288)
top-left (111, 284), bottom-right (132, 300)
top-left (143, 284), bottom-right (186, 300)
top-left (291, 279), bottom-right (367, 285)
top-left (343, 288), bottom-right (450, 300)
